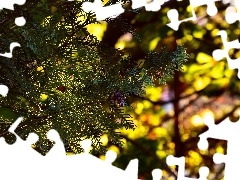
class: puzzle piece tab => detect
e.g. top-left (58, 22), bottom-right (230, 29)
top-left (0, 0), bottom-right (26, 57)
top-left (0, 117), bottom-right (43, 180)
top-left (0, 42), bottom-right (21, 58)
top-left (131, 0), bottom-right (166, 12)
top-left (82, 0), bottom-right (124, 21)
top-left (167, 0), bottom-right (220, 30)
top-left (1, 118), bottom-right (163, 180)
top-left (166, 155), bottom-right (209, 180)
top-left (198, 116), bottom-right (240, 180)
top-left (224, 0), bottom-right (240, 24)
top-left (189, 0), bottom-right (220, 16)
top-left (212, 30), bottom-right (240, 78)
top-left (0, 84), bottom-right (9, 97)
top-left (0, 0), bottom-right (26, 10)
top-left (0, 84), bottom-right (18, 145)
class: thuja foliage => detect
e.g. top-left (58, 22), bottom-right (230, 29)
top-left (0, 0), bottom-right (189, 155)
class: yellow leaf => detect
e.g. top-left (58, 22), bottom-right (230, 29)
top-left (210, 62), bottom-right (224, 79)
top-left (206, 23), bottom-right (214, 30)
top-left (148, 115), bottom-right (159, 126)
top-left (216, 145), bottom-right (224, 154)
top-left (135, 102), bottom-right (144, 114)
top-left (156, 150), bottom-right (167, 158)
top-left (211, 29), bottom-right (219, 36)
top-left (39, 93), bottom-right (48, 102)
top-left (224, 68), bottom-right (234, 78)
top-left (37, 66), bottom-right (44, 72)
top-left (188, 151), bottom-right (202, 166)
top-left (146, 86), bottom-right (162, 102)
top-left (100, 134), bottom-right (108, 146)
top-left (186, 35), bottom-right (193, 41)
top-left (188, 63), bottom-right (212, 74)
top-left (193, 76), bottom-right (211, 91)
top-left (193, 29), bottom-right (205, 39)
top-left (85, 22), bottom-right (107, 41)
top-left (153, 127), bottom-right (168, 137)
top-left (196, 52), bottom-right (213, 64)
top-left (115, 41), bottom-right (125, 50)
top-left (149, 37), bottom-right (160, 51)
top-left (142, 100), bottom-right (152, 109)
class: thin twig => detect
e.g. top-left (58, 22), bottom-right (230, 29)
top-left (184, 104), bottom-right (240, 146)
top-left (0, 18), bottom-right (8, 25)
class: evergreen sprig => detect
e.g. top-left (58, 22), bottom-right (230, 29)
top-left (0, 0), bottom-right (189, 155)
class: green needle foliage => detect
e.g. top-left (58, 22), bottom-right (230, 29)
top-left (0, 0), bottom-right (189, 155)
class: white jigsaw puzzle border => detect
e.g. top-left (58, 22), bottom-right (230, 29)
top-left (1, 0), bottom-right (240, 179)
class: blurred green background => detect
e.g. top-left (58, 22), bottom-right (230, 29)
top-left (85, 0), bottom-right (240, 179)
top-left (1, 0), bottom-right (240, 179)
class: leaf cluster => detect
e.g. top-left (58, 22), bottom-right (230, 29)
top-left (0, 0), bottom-right (188, 155)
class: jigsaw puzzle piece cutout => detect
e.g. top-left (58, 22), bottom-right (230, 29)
top-left (0, 84), bottom-right (9, 97)
top-left (0, 42), bottom-right (21, 58)
top-left (0, 15), bottom-right (25, 56)
top-left (189, 0), bottom-right (220, 16)
top-left (14, 132), bottom-right (46, 180)
top-left (167, 0), bottom-right (196, 31)
top-left (0, 123), bottom-right (163, 180)
top-left (12, 116), bottom-right (56, 155)
top-left (82, 0), bottom-right (125, 21)
top-left (213, 151), bottom-right (240, 179)
top-left (212, 30), bottom-right (240, 78)
top-left (14, 16), bottom-right (26, 26)
top-left (0, 84), bottom-right (18, 145)
top-left (198, 116), bottom-right (240, 145)
top-left (1, 116), bottom-right (24, 145)
top-left (5, 117), bottom-right (48, 157)
top-left (0, 117), bottom-right (69, 180)
top-left (40, 129), bottom-right (68, 179)
top-left (0, 1), bottom-right (26, 57)
top-left (65, 139), bottom-right (139, 180)
top-left (0, 10), bottom-right (26, 27)
top-left (0, 15), bottom-right (26, 27)
top-left (46, 129), bottom-right (66, 158)
top-left (152, 169), bottom-right (163, 180)
top-left (131, 0), bottom-right (166, 12)
top-left (105, 149), bottom-right (117, 164)
top-left (0, 117), bottom-right (43, 179)
top-left (124, 158), bottom-right (139, 179)
top-left (225, 0), bottom-right (240, 24)
top-left (198, 116), bottom-right (240, 180)
top-left (0, 0), bottom-right (26, 10)
top-left (167, 0), bottom-right (220, 30)
top-left (166, 155), bottom-right (209, 180)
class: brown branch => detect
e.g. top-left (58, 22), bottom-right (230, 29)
top-left (129, 89), bottom-right (204, 107)
top-left (172, 71), bottom-right (185, 159)
top-left (148, 91), bottom-right (202, 134)
top-left (0, 18), bottom-right (8, 25)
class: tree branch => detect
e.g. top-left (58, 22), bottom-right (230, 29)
top-left (184, 104), bottom-right (240, 146)
top-left (0, 18), bottom-right (8, 25)
top-left (120, 134), bottom-right (178, 179)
